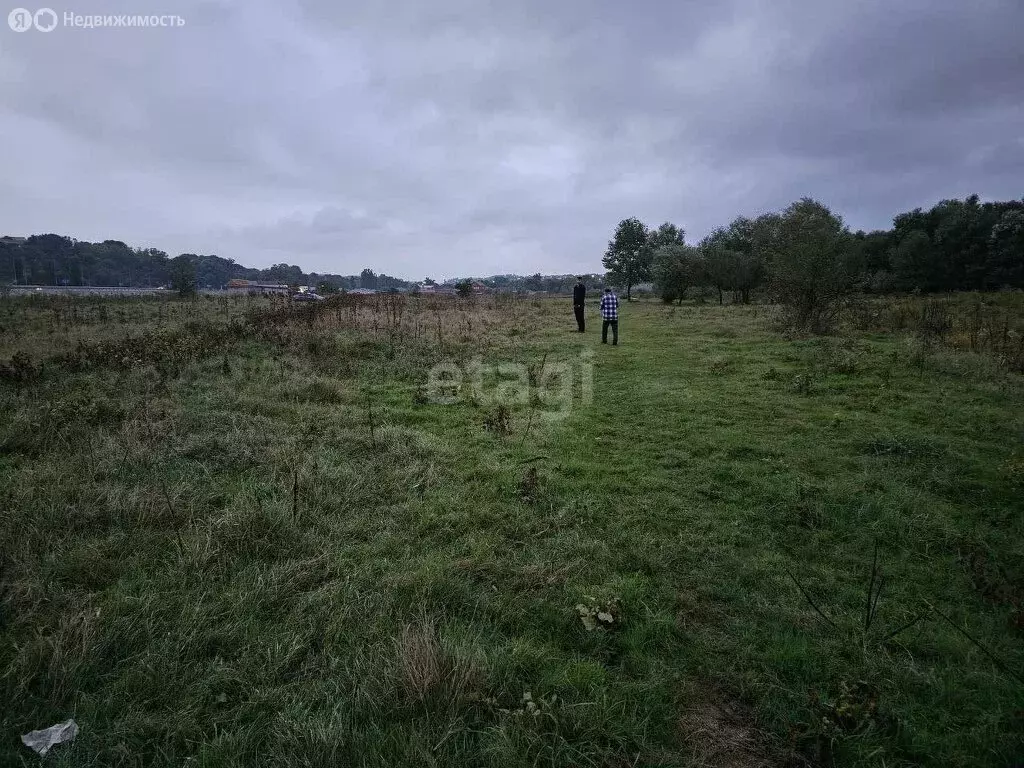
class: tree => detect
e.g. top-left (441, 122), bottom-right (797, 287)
top-left (264, 263), bottom-right (304, 285)
top-left (189, 253), bottom-right (252, 289)
top-left (649, 222), bottom-right (686, 250)
top-left (169, 254), bottom-right (198, 297)
top-left (424, 277), bottom-right (437, 286)
top-left (762, 198), bottom-right (853, 332)
top-left (891, 230), bottom-right (934, 291)
top-left (603, 217), bottom-right (652, 300)
top-left (886, 195), bottom-right (1018, 292)
top-left (455, 279), bottom-right (473, 298)
top-left (22, 234), bottom-right (74, 284)
top-left (985, 210), bottom-right (1024, 289)
top-left (707, 249), bottom-right (765, 305)
top-left (706, 217), bottom-right (756, 254)
top-left (849, 230), bottom-right (895, 292)
top-left (850, 230), bottom-right (893, 274)
top-left (316, 281), bottom-right (339, 295)
top-left (377, 272), bottom-right (406, 291)
top-left (653, 244), bottom-right (698, 304)
top-left (733, 251), bottom-right (765, 304)
top-left (932, 195), bottom-right (986, 290)
top-left (137, 248), bottom-right (170, 287)
top-left (696, 216), bottom-right (767, 304)
top-left (700, 246), bottom-right (735, 305)
top-left (360, 268), bottom-right (378, 290)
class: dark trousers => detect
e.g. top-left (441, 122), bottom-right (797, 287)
top-left (573, 304), bottom-right (585, 332)
top-left (602, 319), bottom-right (618, 344)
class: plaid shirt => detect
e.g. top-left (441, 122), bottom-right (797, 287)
top-left (599, 292), bottom-right (619, 320)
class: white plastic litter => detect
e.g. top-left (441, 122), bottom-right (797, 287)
top-left (21, 719), bottom-right (79, 756)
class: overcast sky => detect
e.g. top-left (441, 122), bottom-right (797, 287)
top-left (1, 0), bottom-right (1022, 279)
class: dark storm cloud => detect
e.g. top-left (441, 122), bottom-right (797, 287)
top-left (0, 0), bottom-right (1021, 278)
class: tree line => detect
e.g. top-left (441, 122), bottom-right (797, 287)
top-left (603, 195), bottom-right (1024, 331)
top-left (0, 235), bottom-right (413, 293)
top-left (476, 273), bottom-right (605, 294)
top-left (0, 233), bottom-right (607, 297)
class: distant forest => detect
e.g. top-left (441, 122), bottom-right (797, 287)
top-left (0, 237), bottom-right (413, 292)
top-left (2, 195), bottom-right (1021, 294)
top-left (0, 235), bottom-right (598, 294)
top-left (848, 195), bottom-right (1023, 293)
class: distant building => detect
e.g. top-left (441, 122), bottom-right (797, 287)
top-left (347, 287), bottom-right (377, 295)
top-left (226, 279), bottom-right (289, 296)
top-left (0, 235), bottom-right (27, 245)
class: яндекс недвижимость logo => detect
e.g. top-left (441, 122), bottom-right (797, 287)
top-left (8, 8), bottom-right (183, 30)
top-left (8, 7), bottom-right (56, 31)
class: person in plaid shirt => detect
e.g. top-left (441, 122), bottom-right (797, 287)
top-left (599, 287), bottom-right (619, 345)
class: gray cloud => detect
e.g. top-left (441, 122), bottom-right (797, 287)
top-left (1, 0), bottom-right (1021, 278)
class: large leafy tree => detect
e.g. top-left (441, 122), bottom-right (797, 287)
top-left (698, 247), bottom-right (764, 305)
top-left (603, 217), bottom-right (652, 300)
top-left (169, 254), bottom-right (198, 297)
top-left (762, 198), bottom-right (853, 332)
top-left (700, 216), bottom-right (767, 304)
top-left (653, 244), bottom-right (698, 304)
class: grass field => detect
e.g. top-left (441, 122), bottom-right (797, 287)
top-left (1, 293), bottom-right (1022, 766)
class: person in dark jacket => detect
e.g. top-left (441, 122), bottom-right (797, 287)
top-left (572, 277), bottom-right (586, 332)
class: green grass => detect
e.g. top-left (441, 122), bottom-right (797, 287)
top-left (1, 295), bottom-right (1022, 766)
top-left (0, 293), bottom-right (282, 363)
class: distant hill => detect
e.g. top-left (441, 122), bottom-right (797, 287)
top-left (0, 234), bottom-right (609, 294)
top-left (0, 234), bottom-right (412, 291)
